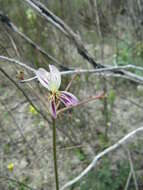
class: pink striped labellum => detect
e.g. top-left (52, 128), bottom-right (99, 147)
top-left (36, 65), bottom-right (78, 118)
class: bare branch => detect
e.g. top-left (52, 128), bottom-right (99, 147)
top-left (1, 55), bottom-right (143, 84)
top-left (20, 76), bottom-right (37, 83)
top-left (127, 149), bottom-right (139, 190)
top-left (61, 65), bottom-right (143, 84)
top-left (24, 0), bottom-right (105, 69)
top-left (0, 67), bottom-right (51, 124)
top-left (0, 11), bottom-right (70, 70)
top-left (6, 31), bottom-right (20, 57)
top-left (60, 126), bottom-right (143, 190)
top-left (57, 92), bottom-right (104, 115)
top-left (124, 170), bottom-right (132, 190)
top-left (61, 65), bottom-right (143, 75)
top-left (0, 67), bottom-right (78, 146)
top-left (0, 55), bottom-right (36, 72)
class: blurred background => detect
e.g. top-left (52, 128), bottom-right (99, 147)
top-left (0, 0), bottom-right (143, 189)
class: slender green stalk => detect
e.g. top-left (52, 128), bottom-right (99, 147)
top-left (52, 118), bottom-right (59, 190)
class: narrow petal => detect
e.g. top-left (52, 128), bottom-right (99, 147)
top-left (60, 96), bottom-right (71, 106)
top-left (60, 91), bottom-right (78, 106)
top-left (49, 98), bottom-right (57, 119)
top-left (49, 65), bottom-right (61, 91)
top-left (36, 68), bottom-right (51, 90)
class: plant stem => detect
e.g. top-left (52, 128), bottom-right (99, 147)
top-left (52, 118), bottom-right (59, 190)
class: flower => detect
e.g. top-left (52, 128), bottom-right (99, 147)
top-left (36, 65), bottom-right (78, 118)
top-left (7, 163), bottom-right (14, 171)
top-left (29, 105), bottom-right (38, 115)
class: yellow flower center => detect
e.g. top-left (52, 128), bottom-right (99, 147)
top-left (48, 91), bottom-right (60, 102)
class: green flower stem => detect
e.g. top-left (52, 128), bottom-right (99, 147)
top-left (52, 118), bottom-right (59, 190)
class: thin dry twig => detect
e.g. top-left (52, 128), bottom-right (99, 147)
top-left (124, 170), bottom-right (132, 190)
top-left (24, 0), bottom-right (107, 69)
top-left (56, 73), bottom-right (78, 110)
top-left (0, 67), bottom-right (51, 124)
top-left (0, 11), bottom-right (70, 70)
top-left (0, 55), bottom-right (36, 72)
top-left (65, 73), bottom-right (78, 92)
top-left (60, 126), bottom-right (143, 190)
top-left (57, 92), bottom-right (105, 115)
top-left (1, 55), bottom-right (143, 84)
top-left (23, 0), bottom-right (143, 79)
top-left (6, 30), bottom-right (20, 57)
top-left (0, 67), bottom-right (79, 146)
top-left (127, 149), bottom-right (139, 190)
top-left (61, 65), bottom-right (143, 75)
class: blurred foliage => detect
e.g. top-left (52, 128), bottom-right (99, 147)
top-left (0, 0), bottom-right (143, 189)
top-left (74, 158), bottom-right (130, 190)
top-left (117, 39), bottom-right (143, 68)
top-left (8, 181), bottom-right (29, 190)
top-left (74, 149), bottom-right (86, 161)
top-left (28, 105), bottom-right (38, 115)
top-left (108, 90), bottom-right (116, 109)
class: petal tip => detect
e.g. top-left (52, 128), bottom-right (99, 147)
top-left (60, 91), bottom-right (78, 107)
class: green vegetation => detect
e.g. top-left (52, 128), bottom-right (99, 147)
top-left (0, 0), bottom-right (143, 189)
top-left (74, 159), bottom-right (130, 190)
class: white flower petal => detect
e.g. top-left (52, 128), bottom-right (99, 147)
top-left (49, 65), bottom-right (61, 91)
top-left (36, 68), bottom-right (51, 90)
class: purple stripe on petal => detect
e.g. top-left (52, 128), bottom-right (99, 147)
top-left (60, 96), bottom-right (72, 106)
top-left (50, 99), bottom-right (57, 118)
top-left (41, 77), bottom-right (49, 86)
top-left (36, 68), bottom-right (51, 90)
top-left (60, 91), bottom-right (78, 106)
